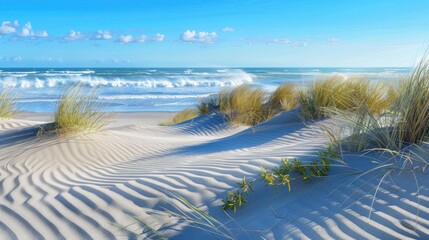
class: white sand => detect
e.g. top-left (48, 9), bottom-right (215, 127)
top-left (0, 111), bottom-right (427, 239)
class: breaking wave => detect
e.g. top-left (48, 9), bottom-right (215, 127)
top-left (0, 70), bottom-right (255, 89)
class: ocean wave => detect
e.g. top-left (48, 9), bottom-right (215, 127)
top-left (46, 70), bottom-right (95, 74)
top-left (99, 94), bottom-right (211, 100)
top-left (0, 70), bottom-right (255, 88)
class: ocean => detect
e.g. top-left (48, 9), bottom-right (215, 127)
top-left (0, 67), bottom-right (410, 112)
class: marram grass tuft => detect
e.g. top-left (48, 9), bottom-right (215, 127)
top-left (160, 108), bottom-right (198, 126)
top-left (53, 83), bottom-right (107, 135)
top-left (0, 88), bottom-right (16, 119)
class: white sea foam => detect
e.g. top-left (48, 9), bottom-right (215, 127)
top-left (99, 94), bottom-right (211, 100)
top-left (1, 68), bottom-right (409, 112)
top-left (0, 70), bottom-right (255, 89)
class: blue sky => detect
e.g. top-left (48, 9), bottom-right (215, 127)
top-left (0, 0), bottom-right (428, 67)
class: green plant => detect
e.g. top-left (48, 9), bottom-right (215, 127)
top-left (221, 176), bottom-right (255, 212)
top-left (237, 176), bottom-right (255, 195)
top-left (292, 159), bottom-right (311, 182)
top-left (0, 88), bottom-right (16, 119)
top-left (221, 190), bottom-right (248, 212)
top-left (160, 108), bottom-right (198, 126)
top-left (222, 147), bottom-right (340, 212)
top-left (259, 167), bottom-right (278, 186)
top-left (52, 83), bottom-right (107, 135)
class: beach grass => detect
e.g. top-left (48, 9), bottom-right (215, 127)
top-left (197, 95), bottom-right (220, 115)
top-left (321, 56), bottom-right (429, 156)
top-left (264, 83), bottom-right (297, 118)
top-left (160, 108), bottom-right (198, 126)
top-left (395, 57), bottom-right (429, 145)
top-left (219, 84), bottom-right (265, 126)
top-left (53, 83), bottom-right (107, 135)
top-left (298, 75), bottom-right (394, 120)
top-left (0, 88), bottom-right (16, 119)
top-left (298, 75), bottom-right (349, 120)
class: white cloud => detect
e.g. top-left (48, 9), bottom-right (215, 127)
top-left (118, 33), bottom-right (165, 44)
top-left (18, 22), bottom-right (48, 38)
top-left (96, 58), bottom-right (131, 64)
top-left (111, 58), bottom-right (131, 63)
top-left (0, 20), bottom-right (19, 35)
top-left (272, 38), bottom-right (291, 44)
top-left (222, 27), bottom-right (234, 32)
top-left (94, 30), bottom-right (112, 40)
top-left (118, 35), bottom-right (134, 43)
top-left (244, 36), bottom-right (307, 47)
top-left (34, 57), bottom-right (63, 63)
top-left (327, 38), bottom-right (340, 46)
top-left (63, 30), bottom-right (84, 41)
top-left (293, 40), bottom-right (307, 47)
top-left (135, 35), bottom-right (147, 43)
top-left (181, 30), bottom-right (217, 43)
top-left (0, 56), bottom-right (22, 62)
top-left (153, 33), bottom-right (165, 42)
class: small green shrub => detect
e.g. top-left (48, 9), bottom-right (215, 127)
top-left (0, 88), bottom-right (16, 119)
top-left (292, 159), bottom-right (311, 182)
top-left (221, 190), bottom-right (248, 212)
top-left (160, 108), bottom-right (198, 126)
top-left (221, 147), bottom-right (340, 211)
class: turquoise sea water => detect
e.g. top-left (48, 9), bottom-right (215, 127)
top-left (0, 67), bottom-right (410, 112)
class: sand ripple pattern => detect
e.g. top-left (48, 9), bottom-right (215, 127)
top-left (0, 111), bottom-right (427, 239)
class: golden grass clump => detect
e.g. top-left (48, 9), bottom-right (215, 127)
top-left (54, 83), bottom-right (107, 135)
top-left (160, 108), bottom-right (198, 126)
top-left (298, 75), bottom-right (350, 120)
top-left (395, 58), bottom-right (429, 144)
top-left (219, 84), bottom-right (265, 126)
top-left (264, 83), bottom-right (297, 118)
top-left (298, 75), bottom-right (394, 120)
top-left (0, 88), bottom-right (16, 119)
top-left (321, 56), bottom-right (429, 153)
top-left (345, 77), bottom-right (393, 114)
top-left (197, 95), bottom-right (219, 115)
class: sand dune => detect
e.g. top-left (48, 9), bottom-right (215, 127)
top-left (0, 111), bottom-right (427, 239)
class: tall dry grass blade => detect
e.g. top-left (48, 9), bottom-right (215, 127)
top-left (264, 83), bottom-right (297, 118)
top-left (53, 83), bottom-right (108, 135)
top-left (160, 108), bottom-right (198, 126)
top-left (219, 84), bottom-right (265, 126)
top-left (395, 56), bottom-right (429, 144)
top-left (0, 88), bottom-right (17, 119)
top-left (299, 75), bottom-right (395, 120)
top-left (197, 95), bottom-right (220, 115)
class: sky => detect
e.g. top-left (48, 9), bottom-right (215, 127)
top-left (0, 0), bottom-right (428, 67)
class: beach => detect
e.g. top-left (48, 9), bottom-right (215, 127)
top-left (0, 111), bottom-right (427, 239)
top-left (2, 0), bottom-right (429, 239)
